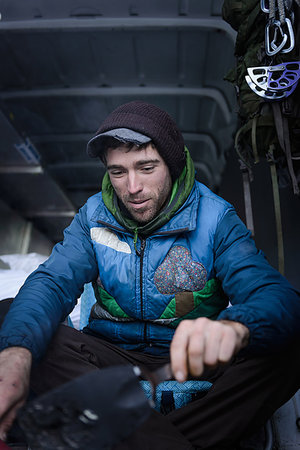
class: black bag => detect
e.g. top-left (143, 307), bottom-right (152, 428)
top-left (18, 365), bottom-right (151, 450)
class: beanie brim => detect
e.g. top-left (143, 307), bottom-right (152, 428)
top-left (87, 128), bottom-right (152, 158)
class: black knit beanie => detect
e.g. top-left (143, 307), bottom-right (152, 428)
top-left (87, 101), bottom-right (186, 181)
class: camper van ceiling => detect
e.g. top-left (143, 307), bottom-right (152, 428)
top-left (0, 0), bottom-right (237, 243)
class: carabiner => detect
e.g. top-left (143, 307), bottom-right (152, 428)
top-left (265, 20), bottom-right (288, 55)
top-left (261, 0), bottom-right (270, 13)
top-left (280, 18), bottom-right (295, 53)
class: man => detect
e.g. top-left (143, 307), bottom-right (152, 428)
top-left (0, 100), bottom-right (299, 449)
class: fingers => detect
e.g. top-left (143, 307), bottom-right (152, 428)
top-left (0, 347), bottom-right (32, 440)
top-left (218, 328), bottom-right (237, 362)
top-left (170, 321), bottom-right (190, 382)
top-left (0, 400), bottom-right (23, 441)
top-left (171, 318), bottom-right (247, 382)
top-left (187, 321), bottom-right (206, 377)
top-left (0, 382), bottom-right (27, 441)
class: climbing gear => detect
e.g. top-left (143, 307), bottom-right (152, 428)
top-left (141, 378), bottom-right (212, 414)
top-left (245, 62), bottom-right (300, 99)
top-left (263, 0), bottom-right (295, 55)
top-left (222, 0), bottom-right (300, 274)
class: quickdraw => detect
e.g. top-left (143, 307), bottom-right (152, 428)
top-left (263, 0), bottom-right (295, 55)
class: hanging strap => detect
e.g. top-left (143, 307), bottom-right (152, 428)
top-left (251, 115), bottom-right (260, 164)
top-left (234, 115), bottom-right (262, 167)
top-left (239, 160), bottom-right (255, 236)
top-left (271, 102), bottom-right (300, 195)
top-left (267, 145), bottom-right (285, 275)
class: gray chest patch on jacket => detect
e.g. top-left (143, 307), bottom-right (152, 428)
top-left (154, 245), bottom-right (207, 295)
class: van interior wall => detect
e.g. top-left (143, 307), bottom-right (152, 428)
top-left (0, 198), bottom-right (53, 256)
top-left (219, 150), bottom-right (300, 291)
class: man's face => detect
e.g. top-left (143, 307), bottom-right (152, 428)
top-left (106, 144), bottom-right (172, 224)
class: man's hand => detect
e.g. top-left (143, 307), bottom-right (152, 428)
top-left (0, 347), bottom-right (32, 441)
top-left (170, 318), bottom-right (249, 382)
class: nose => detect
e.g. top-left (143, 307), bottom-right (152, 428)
top-left (127, 171), bottom-right (143, 195)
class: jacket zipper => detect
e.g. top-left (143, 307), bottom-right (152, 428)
top-left (136, 237), bottom-right (146, 328)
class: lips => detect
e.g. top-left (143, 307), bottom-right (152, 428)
top-left (131, 199), bottom-right (148, 204)
top-left (128, 199), bottom-right (150, 209)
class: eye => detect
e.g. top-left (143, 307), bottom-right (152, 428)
top-left (110, 169), bottom-right (125, 177)
top-left (141, 166), bottom-right (155, 172)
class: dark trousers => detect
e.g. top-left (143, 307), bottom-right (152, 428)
top-left (29, 324), bottom-right (300, 450)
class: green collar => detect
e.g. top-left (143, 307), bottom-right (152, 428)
top-left (102, 147), bottom-right (195, 241)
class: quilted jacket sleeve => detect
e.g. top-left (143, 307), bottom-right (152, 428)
top-left (215, 208), bottom-right (300, 354)
top-left (0, 203), bottom-right (98, 362)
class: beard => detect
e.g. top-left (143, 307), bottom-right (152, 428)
top-left (121, 196), bottom-right (165, 224)
top-left (118, 180), bottom-right (172, 225)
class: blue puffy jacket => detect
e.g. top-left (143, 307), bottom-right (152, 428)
top-left (0, 181), bottom-right (299, 362)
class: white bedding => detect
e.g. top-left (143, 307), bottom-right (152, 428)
top-left (0, 253), bottom-right (81, 329)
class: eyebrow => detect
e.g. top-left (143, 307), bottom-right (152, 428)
top-left (107, 159), bottom-right (161, 171)
top-left (107, 164), bottom-right (125, 171)
top-left (135, 158), bottom-right (160, 167)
